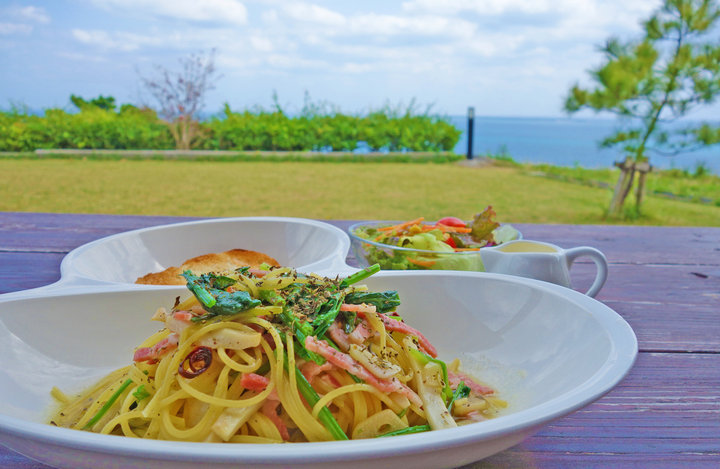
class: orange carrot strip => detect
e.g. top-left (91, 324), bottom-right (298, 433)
top-left (435, 225), bottom-right (472, 233)
top-left (378, 217), bottom-right (425, 232)
top-left (407, 258), bottom-right (436, 267)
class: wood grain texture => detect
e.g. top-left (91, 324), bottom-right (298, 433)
top-left (514, 223), bottom-right (720, 265)
top-left (0, 212), bottom-right (718, 468)
top-left (471, 352), bottom-right (720, 468)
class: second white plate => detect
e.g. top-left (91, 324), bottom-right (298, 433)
top-left (58, 217), bottom-right (351, 288)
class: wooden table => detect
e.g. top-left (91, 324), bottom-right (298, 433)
top-left (0, 211), bottom-right (718, 468)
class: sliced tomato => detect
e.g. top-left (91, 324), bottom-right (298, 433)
top-left (436, 216), bottom-right (467, 228)
top-left (444, 235), bottom-right (457, 248)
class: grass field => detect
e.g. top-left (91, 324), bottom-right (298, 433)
top-left (1, 158), bottom-right (719, 226)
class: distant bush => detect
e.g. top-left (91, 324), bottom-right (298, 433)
top-left (202, 103), bottom-right (460, 152)
top-left (0, 105), bottom-right (173, 151)
top-left (0, 96), bottom-right (461, 152)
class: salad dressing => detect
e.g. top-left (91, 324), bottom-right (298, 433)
top-left (496, 241), bottom-right (557, 253)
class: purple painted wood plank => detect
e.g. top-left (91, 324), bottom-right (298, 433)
top-left (596, 264), bottom-right (720, 352)
top-left (2, 213), bottom-right (720, 266)
top-left (0, 453), bottom-right (50, 469)
top-left (0, 212), bottom-right (196, 252)
top-left (469, 453), bottom-right (720, 468)
top-left (0, 252), bottom-right (63, 294)
top-left (514, 223), bottom-right (720, 265)
top-left (477, 352), bottom-right (720, 467)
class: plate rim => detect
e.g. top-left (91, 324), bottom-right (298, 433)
top-left (58, 216), bottom-right (352, 287)
top-left (0, 270), bottom-right (637, 465)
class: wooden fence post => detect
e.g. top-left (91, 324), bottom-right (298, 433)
top-left (635, 161), bottom-right (652, 209)
top-left (610, 157), bottom-right (635, 215)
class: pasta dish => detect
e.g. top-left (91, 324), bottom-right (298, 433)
top-left (50, 264), bottom-right (505, 442)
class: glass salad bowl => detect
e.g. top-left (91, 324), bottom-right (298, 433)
top-left (348, 220), bottom-right (521, 272)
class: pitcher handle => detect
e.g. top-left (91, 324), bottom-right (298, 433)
top-left (564, 247), bottom-right (608, 297)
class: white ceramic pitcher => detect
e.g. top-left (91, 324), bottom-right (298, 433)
top-left (480, 240), bottom-right (608, 297)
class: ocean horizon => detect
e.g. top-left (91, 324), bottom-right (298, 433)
top-left (450, 115), bottom-right (720, 175)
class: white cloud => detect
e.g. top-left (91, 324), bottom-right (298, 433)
top-left (0, 23), bottom-right (33, 35)
top-left (401, 0), bottom-right (657, 38)
top-left (346, 13), bottom-right (476, 38)
top-left (341, 62), bottom-right (375, 74)
top-left (0, 5), bottom-right (50, 35)
top-left (16, 6), bottom-right (51, 24)
top-left (89, 0), bottom-right (248, 25)
top-left (42, 0), bottom-right (676, 116)
top-left (402, 0), bottom-right (557, 16)
top-left (265, 54), bottom-right (328, 69)
top-left (72, 29), bottom-right (131, 50)
top-left (261, 9), bottom-right (279, 23)
top-left (283, 3), bottom-right (346, 26)
top-left (57, 51), bottom-right (109, 63)
top-left (250, 35), bottom-right (273, 52)
top-left (71, 29), bottom-right (169, 52)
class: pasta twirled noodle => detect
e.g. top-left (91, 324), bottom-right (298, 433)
top-left (50, 266), bottom-right (506, 442)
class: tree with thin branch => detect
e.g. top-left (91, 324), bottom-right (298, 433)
top-left (565, 0), bottom-right (720, 216)
top-left (139, 49), bottom-right (220, 150)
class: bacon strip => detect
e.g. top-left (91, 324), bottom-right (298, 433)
top-left (300, 361), bottom-right (334, 384)
top-left (327, 319), bottom-right (376, 352)
top-left (349, 321), bottom-right (376, 344)
top-left (327, 322), bottom-right (351, 351)
top-left (240, 372), bottom-right (270, 391)
top-left (358, 312), bottom-right (438, 357)
top-left (172, 311), bottom-right (194, 322)
top-left (449, 371), bottom-right (495, 396)
top-left (133, 333), bottom-right (179, 362)
top-left (305, 336), bottom-right (422, 407)
top-left (262, 399), bottom-right (290, 441)
top-left (339, 303), bottom-right (368, 312)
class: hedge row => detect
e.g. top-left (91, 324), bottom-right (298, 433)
top-left (0, 104), bottom-right (461, 152)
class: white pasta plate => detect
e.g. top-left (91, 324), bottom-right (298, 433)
top-left (0, 270), bottom-right (637, 469)
top-left (55, 217), bottom-right (351, 289)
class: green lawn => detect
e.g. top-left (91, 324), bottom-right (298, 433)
top-left (1, 159), bottom-right (718, 225)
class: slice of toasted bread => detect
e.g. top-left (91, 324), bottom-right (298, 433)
top-left (135, 249), bottom-right (280, 285)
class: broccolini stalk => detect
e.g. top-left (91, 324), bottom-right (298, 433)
top-left (186, 280), bottom-right (216, 308)
top-left (344, 290), bottom-right (401, 314)
top-left (408, 349), bottom-right (453, 404)
top-left (377, 424), bottom-right (431, 437)
top-left (338, 264), bottom-right (381, 289)
top-left (82, 378), bottom-right (134, 430)
top-left (341, 310), bottom-right (358, 334)
top-left (278, 354), bottom-right (347, 440)
top-left (311, 292), bottom-right (344, 338)
top-left (182, 271), bottom-right (261, 321)
top-left (132, 384), bottom-right (151, 402)
top-left (447, 381), bottom-right (471, 413)
top-left (258, 289), bottom-right (285, 306)
top-left (278, 309), bottom-right (325, 365)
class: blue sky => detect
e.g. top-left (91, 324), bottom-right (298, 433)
top-left (1, 0), bottom-right (718, 118)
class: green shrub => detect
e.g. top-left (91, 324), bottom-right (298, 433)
top-left (0, 106), bottom-right (173, 151)
top-left (1, 96), bottom-right (461, 152)
top-left (203, 103), bottom-right (460, 152)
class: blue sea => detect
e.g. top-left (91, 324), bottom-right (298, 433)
top-left (450, 116), bottom-right (720, 175)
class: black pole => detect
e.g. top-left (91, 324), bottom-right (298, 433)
top-left (466, 106), bottom-right (474, 160)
